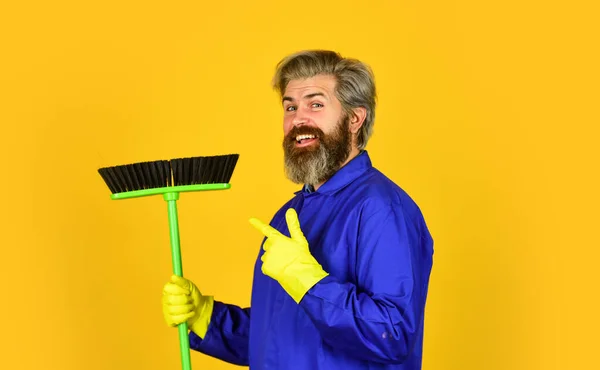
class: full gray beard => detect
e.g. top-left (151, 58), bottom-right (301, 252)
top-left (283, 116), bottom-right (352, 186)
top-left (284, 145), bottom-right (336, 186)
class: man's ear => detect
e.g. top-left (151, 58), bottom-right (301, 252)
top-left (348, 107), bottom-right (367, 134)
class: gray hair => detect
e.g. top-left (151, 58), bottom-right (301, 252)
top-left (272, 50), bottom-right (377, 150)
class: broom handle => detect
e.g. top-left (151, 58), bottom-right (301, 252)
top-left (164, 192), bottom-right (193, 370)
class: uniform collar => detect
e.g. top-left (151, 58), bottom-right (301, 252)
top-left (295, 150), bottom-right (373, 196)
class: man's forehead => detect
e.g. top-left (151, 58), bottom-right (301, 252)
top-left (283, 76), bottom-right (336, 100)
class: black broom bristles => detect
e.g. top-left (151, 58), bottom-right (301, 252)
top-left (98, 154), bottom-right (239, 194)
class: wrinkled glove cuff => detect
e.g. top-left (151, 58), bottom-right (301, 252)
top-left (190, 295), bottom-right (214, 339)
top-left (284, 267), bottom-right (329, 304)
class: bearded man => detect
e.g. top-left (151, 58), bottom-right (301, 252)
top-left (161, 50), bottom-right (435, 370)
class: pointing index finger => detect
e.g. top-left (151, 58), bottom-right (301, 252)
top-left (249, 217), bottom-right (281, 239)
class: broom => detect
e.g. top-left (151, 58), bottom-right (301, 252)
top-left (97, 153), bottom-right (239, 370)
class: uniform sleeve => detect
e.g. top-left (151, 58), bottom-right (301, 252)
top-left (189, 301), bottom-right (251, 366)
top-left (298, 203), bottom-right (433, 364)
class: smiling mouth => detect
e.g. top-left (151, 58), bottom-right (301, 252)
top-left (296, 135), bottom-right (317, 144)
top-left (295, 134), bottom-right (319, 146)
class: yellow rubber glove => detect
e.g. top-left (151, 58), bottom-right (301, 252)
top-left (162, 275), bottom-right (214, 338)
top-left (249, 208), bottom-right (329, 303)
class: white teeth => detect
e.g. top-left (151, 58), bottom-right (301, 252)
top-left (296, 134), bottom-right (316, 141)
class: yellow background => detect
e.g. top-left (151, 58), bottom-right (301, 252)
top-left (0, 1), bottom-right (598, 369)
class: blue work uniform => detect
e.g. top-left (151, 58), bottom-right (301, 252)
top-left (190, 150), bottom-right (434, 369)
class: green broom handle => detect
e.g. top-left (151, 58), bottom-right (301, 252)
top-left (164, 192), bottom-right (193, 370)
top-left (107, 184), bottom-right (231, 369)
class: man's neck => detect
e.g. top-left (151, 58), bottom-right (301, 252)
top-left (313, 147), bottom-right (361, 191)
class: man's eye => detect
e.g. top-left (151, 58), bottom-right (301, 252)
top-left (312, 103), bottom-right (323, 108)
top-left (286, 106), bottom-right (296, 111)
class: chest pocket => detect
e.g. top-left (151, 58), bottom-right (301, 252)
top-left (301, 206), bottom-right (358, 285)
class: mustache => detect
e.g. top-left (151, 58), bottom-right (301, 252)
top-left (285, 126), bottom-right (325, 141)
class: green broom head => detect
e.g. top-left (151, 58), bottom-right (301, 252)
top-left (98, 154), bottom-right (239, 200)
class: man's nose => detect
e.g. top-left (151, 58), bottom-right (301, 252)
top-left (292, 109), bottom-right (308, 126)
